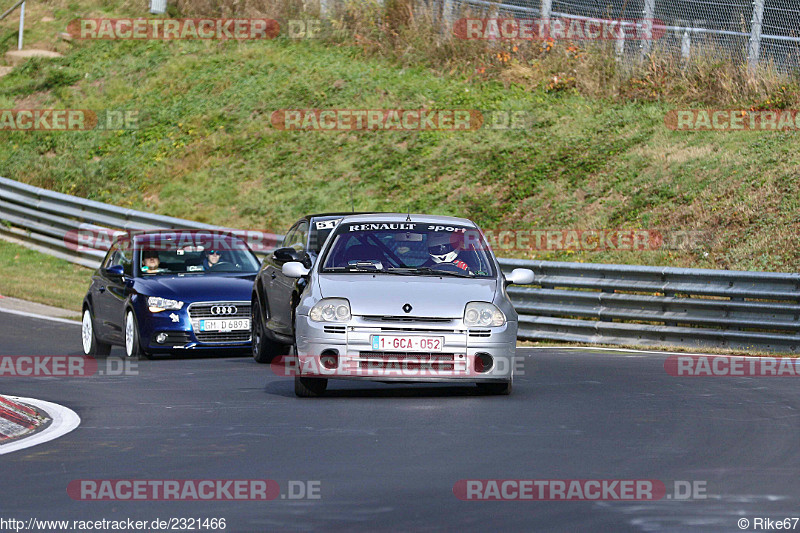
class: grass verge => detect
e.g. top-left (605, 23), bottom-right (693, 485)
top-left (0, 240), bottom-right (91, 313)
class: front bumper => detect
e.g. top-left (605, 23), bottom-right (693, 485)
top-left (138, 300), bottom-right (252, 353)
top-left (295, 315), bottom-right (517, 382)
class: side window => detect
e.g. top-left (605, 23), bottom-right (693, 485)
top-left (281, 225), bottom-right (299, 249)
top-left (281, 221), bottom-right (308, 252)
top-left (119, 247), bottom-right (133, 276)
top-left (292, 221), bottom-right (309, 253)
top-left (103, 244), bottom-right (119, 269)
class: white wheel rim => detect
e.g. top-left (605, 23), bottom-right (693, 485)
top-left (125, 312), bottom-right (135, 356)
top-left (81, 310), bottom-right (93, 354)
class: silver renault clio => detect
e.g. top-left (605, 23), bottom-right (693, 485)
top-left (281, 213), bottom-right (534, 397)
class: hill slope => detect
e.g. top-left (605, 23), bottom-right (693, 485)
top-left (0, 1), bottom-right (798, 271)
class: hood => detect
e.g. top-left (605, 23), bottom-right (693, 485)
top-left (134, 274), bottom-right (256, 303)
top-left (317, 274), bottom-right (497, 318)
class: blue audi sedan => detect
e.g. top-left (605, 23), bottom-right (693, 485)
top-left (81, 230), bottom-right (261, 359)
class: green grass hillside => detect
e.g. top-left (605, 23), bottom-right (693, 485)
top-left (0, 1), bottom-right (798, 272)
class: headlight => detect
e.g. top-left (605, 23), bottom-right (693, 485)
top-left (147, 296), bottom-right (184, 313)
top-left (464, 302), bottom-right (505, 327)
top-left (309, 298), bottom-right (351, 322)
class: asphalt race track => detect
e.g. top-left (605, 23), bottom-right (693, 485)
top-left (2, 311), bottom-right (799, 532)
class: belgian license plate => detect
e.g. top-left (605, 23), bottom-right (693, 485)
top-left (199, 319), bottom-right (250, 332)
top-left (370, 335), bottom-right (444, 352)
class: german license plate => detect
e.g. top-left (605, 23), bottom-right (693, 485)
top-left (370, 335), bottom-right (444, 352)
top-left (199, 319), bottom-right (250, 332)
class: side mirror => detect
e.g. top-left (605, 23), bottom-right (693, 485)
top-left (505, 268), bottom-right (534, 285)
top-left (105, 264), bottom-right (125, 278)
top-left (272, 247), bottom-right (302, 264)
top-left (283, 261), bottom-right (310, 278)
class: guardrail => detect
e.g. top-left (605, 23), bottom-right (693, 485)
top-left (499, 259), bottom-right (800, 353)
top-left (0, 176), bottom-right (267, 268)
top-left (2, 177), bottom-right (799, 353)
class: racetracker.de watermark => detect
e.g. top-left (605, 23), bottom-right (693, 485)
top-left (67, 480), bottom-right (321, 500)
top-left (66, 18), bottom-right (280, 40)
top-left (480, 229), bottom-right (709, 252)
top-left (270, 354), bottom-right (525, 378)
top-left (453, 479), bottom-right (707, 500)
top-left (64, 227), bottom-right (281, 254)
top-left (665, 355), bottom-right (800, 377)
top-left (453, 18), bottom-right (666, 40)
top-left (665, 109), bottom-right (800, 131)
top-left (270, 109), bottom-right (559, 131)
top-left (0, 356), bottom-right (137, 377)
top-left (0, 110), bottom-right (139, 131)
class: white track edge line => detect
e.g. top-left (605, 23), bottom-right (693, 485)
top-left (0, 396), bottom-right (80, 455)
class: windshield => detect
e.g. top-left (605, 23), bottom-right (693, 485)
top-left (136, 234), bottom-right (260, 276)
top-left (320, 222), bottom-right (496, 278)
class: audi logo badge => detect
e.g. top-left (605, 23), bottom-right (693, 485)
top-left (211, 305), bottom-right (237, 316)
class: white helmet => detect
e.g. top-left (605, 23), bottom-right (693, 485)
top-left (428, 233), bottom-right (459, 263)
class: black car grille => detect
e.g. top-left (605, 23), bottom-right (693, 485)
top-left (362, 315), bottom-right (454, 324)
top-left (188, 302), bottom-right (251, 344)
top-left (358, 352), bottom-right (458, 370)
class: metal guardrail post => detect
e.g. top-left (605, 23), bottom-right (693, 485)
top-left (17, 1), bottom-right (24, 50)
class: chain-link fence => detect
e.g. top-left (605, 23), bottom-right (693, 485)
top-left (433, 0), bottom-right (799, 73)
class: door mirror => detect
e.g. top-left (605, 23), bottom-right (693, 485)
top-left (272, 247), bottom-right (302, 264)
top-left (283, 261), bottom-right (310, 278)
top-left (105, 264), bottom-right (125, 278)
top-left (505, 268), bottom-right (534, 285)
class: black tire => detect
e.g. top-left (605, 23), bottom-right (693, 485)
top-left (252, 298), bottom-right (290, 364)
top-left (295, 376), bottom-right (328, 397)
top-left (124, 310), bottom-right (151, 360)
top-left (81, 307), bottom-right (111, 356)
top-left (476, 381), bottom-right (512, 395)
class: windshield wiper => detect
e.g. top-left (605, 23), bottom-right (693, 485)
top-left (387, 267), bottom-right (473, 278)
top-left (325, 263), bottom-right (383, 273)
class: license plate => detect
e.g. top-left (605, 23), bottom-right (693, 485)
top-left (370, 335), bottom-right (444, 352)
top-left (199, 319), bottom-right (250, 332)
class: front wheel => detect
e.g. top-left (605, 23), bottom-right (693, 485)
top-left (252, 299), bottom-right (289, 364)
top-left (82, 308), bottom-right (111, 356)
top-left (476, 381), bottom-right (512, 395)
top-left (124, 310), bottom-right (151, 360)
top-left (295, 376), bottom-right (328, 397)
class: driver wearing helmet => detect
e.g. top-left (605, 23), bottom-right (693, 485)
top-left (425, 232), bottom-right (471, 272)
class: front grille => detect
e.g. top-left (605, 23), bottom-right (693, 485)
top-left (356, 352), bottom-right (464, 372)
top-left (362, 315), bottom-right (454, 324)
top-left (194, 331), bottom-right (251, 343)
top-left (359, 352), bottom-right (457, 361)
top-left (187, 301), bottom-right (251, 344)
top-left (324, 325), bottom-right (346, 334)
top-left (468, 329), bottom-right (491, 337)
top-left (374, 326), bottom-right (459, 334)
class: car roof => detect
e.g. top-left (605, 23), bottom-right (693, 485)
top-left (336, 213), bottom-right (477, 226)
top-left (306, 212), bottom-right (374, 221)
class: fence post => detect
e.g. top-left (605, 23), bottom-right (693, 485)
top-left (640, 0), bottom-right (655, 59)
top-left (17, 1), bottom-right (25, 50)
top-left (539, 0), bottom-right (551, 36)
top-left (442, 0), bottom-right (454, 28)
top-left (681, 29), bottom-right (691, 63)
top-left (748, 0), bottom-right (765, 74)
